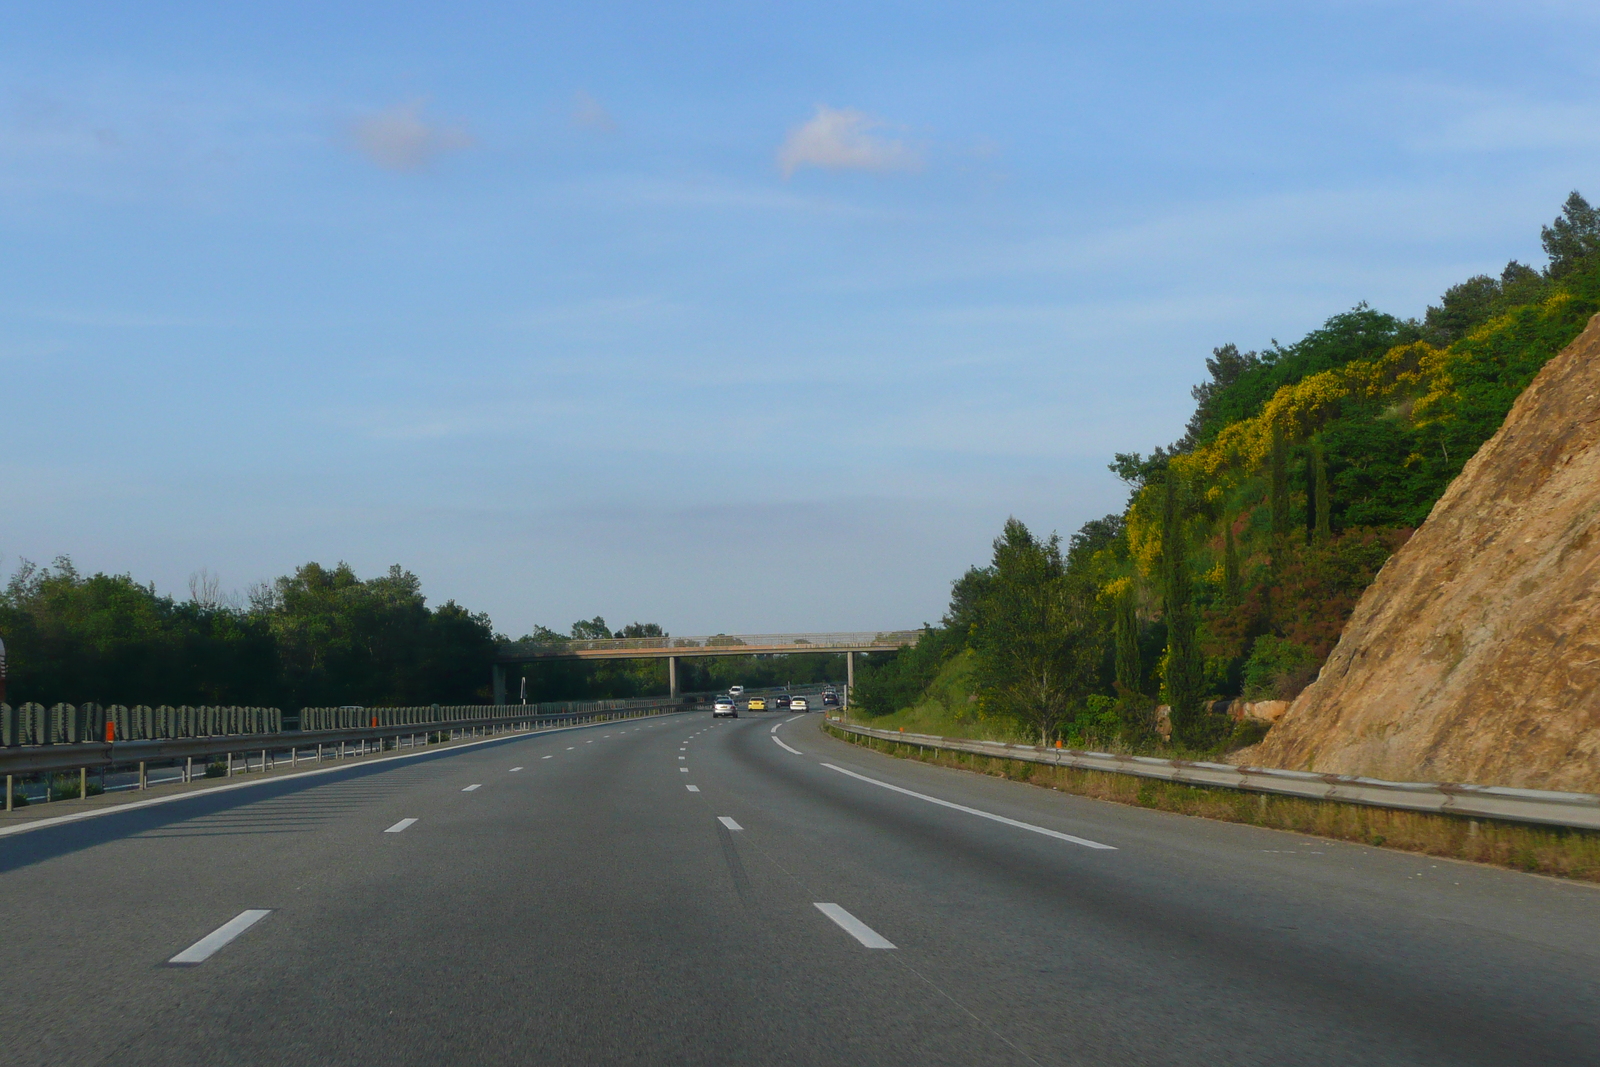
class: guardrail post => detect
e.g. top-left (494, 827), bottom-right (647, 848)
top-left (138, 761), bottom-right (147, 790)
top-left (4, 773), bottom-right (10, 810)
top-left (79, 767), bottom-right (86, 799)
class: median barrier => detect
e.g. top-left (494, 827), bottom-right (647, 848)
top-left (0, 699), bottom-right (695, 810)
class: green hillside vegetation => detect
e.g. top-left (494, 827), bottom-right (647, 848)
top-left (855, 192), bottom-right (1600, 753)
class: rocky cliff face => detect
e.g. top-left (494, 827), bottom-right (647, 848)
top-left (1252, 312), bottom-right (1600, 791)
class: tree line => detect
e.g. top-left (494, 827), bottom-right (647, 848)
top-left (0, 559), bottom-right (499, 709)
top-left (0, 561), bottom-right (846, 710)
top-left (855, 192), bottom-right (1600, 752)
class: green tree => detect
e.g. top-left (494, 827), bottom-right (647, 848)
top-left (1113, 584), bottom-right (1141, 694)
top-left (1308, 438), bottom-right (1331, 543)
top-left (1222, 520), bottom-right (1242, 608)
top-left (1269, 426), bottom-right (1291, 543)
top-left (1542, 191), bottom-right (1600, 278)
top-left (969, 518), bottom-right (1100, 746)
top-left (1160, 475), bottom-right (1206, 744)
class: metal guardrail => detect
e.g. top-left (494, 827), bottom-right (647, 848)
top-left (0, 700), bottom-right (700, 808)
top-left (498, 631), bottom-right (922, 659)
top-left (828, 721), bottom-right (1600, 831)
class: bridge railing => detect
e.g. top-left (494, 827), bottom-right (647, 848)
top-left (499, 630), bottom-right (923, 657)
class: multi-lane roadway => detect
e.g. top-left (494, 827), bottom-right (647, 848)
top-left (2, 709), bottom-right (1597, 1065)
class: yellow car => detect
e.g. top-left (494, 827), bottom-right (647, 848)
top-left (747, 697), bottom-right (767, 711)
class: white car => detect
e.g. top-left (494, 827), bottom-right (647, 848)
top-left (713, 697), bottom-right (738, 718)
top-left (789, 697), bottom-right (809, 712)
top-left (728, 685), bottom-right (745, 697)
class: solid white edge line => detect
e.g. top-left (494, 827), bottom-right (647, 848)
top-left (168, 909), bottom-right (273, 965)
top-left (813, 903), bottom-right (895, 949)
top-left (718, 816), bottom-right (743, 830)
top-left (384, 818), bottom-right (418, 833)
top-left (820, 763), bottom-right (1116, 850)
top-left (686, 785), bottom-right (700, 792)
top-left (0, 712), bottom-right (700, 840)
top-left (773, 736), bottom-right (802, 755)
top-left (462, 784), bottom-right (482, 792)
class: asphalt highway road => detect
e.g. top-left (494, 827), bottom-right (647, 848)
top-left (3, 710), bottom-right (1598, 1066)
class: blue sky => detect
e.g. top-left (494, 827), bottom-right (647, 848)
top-left (4, 1), bottom-right (1599, 636)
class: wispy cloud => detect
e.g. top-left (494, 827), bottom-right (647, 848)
top-left (571, 90), bottom-right (617, 133)
top-left (777, 105), bottom-right (920, 178)
top-left (349, 99), bottom-right (474, 171)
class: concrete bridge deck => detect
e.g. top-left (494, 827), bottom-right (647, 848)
top-left (493, 631), bottom-right (922, 702)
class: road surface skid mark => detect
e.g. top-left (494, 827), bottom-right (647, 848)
top-left (814, 904), bottom-right (894, 949)
top-left (820, 764), bottom-right (1115, 850)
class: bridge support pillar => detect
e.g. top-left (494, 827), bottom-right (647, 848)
top-left (846, 651), bottom-right (855, 690)
top-left (492, 664), bottom-right (506, 706)
top-left (668, 656), bottom-right (678, 699)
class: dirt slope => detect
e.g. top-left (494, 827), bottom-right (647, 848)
top-left (1253, 312), bottom-right (1600, 791)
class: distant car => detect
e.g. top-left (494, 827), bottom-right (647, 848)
top-left (822, 692), bottom-right (838, 706)
top-left (713, 697), bottom-right (738, 718)
top-left (729, 685), bottom-right (745, 697)
top-left (790, 697), bottom-right (809, 712)
top-left (747, 697), bottom-right (767, 711)
top-left (773, 694), bottom-right (791, 709)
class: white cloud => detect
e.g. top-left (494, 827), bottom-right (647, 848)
top-left (571, 90), bottom-right (617, 132)
top-left (777, 105), bottom-right (919, 178)
top-left (350, 99), bottom-right (473, 172)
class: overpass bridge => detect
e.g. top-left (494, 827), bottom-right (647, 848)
top-left (493, 631), bottom-right (922, 703)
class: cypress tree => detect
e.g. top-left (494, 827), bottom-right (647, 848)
top-left (1310, 438), bottom-right (1331, 543)
top-left (1269, 425), bottom-right (1290, 542)
top-left (1114, 584), bottom-right (1141, 695)
top-left (1223, 519), bottom-right (1241, 608)
top-left (1161, 473), bottom-right (1204, 742)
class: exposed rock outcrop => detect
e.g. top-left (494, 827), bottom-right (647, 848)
top-left (1252, 313), bottom-right (1600, 791)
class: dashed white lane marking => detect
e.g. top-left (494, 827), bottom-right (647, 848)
top-left (586, 740), bottom-right (595, 744)
top-left (686, 785), bottom-right (700, 792)
top-left (786, 715), bottom-right (803, 722)
top-left (462, 784), bottom-right (482, 792)
top-left (168, 910), bottom-right (273, 965)
top-left (820, 764), bottom-right (1115, 850)
top-left (542, 755), bottom-right (553, 760)
top-left (384, 818), bottom-right (418, 834)
top-left (678, 756), bottom-right (686, 761)
top-left (509, 767), bottom-right (524, 773)
top-left (773, 736), bottom-right (802, 755)
top-left (718, 816), bottom-right (743, 831)
top-left (679, 767), bottom-right (689, 773)
top-left (813, 904), bottom-right (895, 949)
top-left (567, 747), bottom-right (575, 750)
top-left (770, 724), bottom-right (780, 733)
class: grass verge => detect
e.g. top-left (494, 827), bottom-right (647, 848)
top-left (826, 723), bottom-right (1600, 883)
